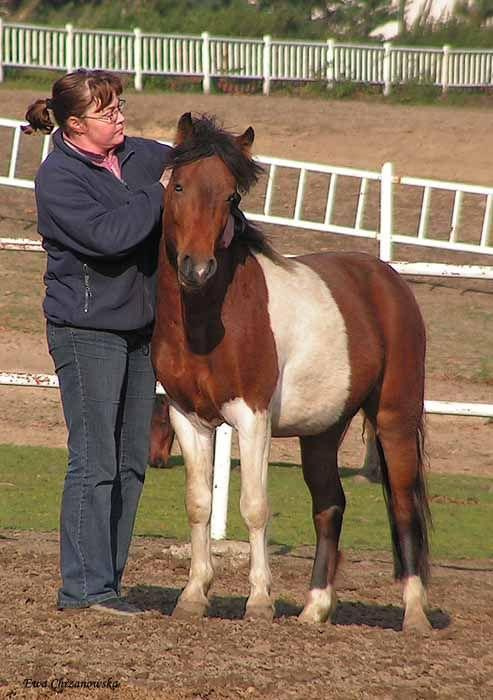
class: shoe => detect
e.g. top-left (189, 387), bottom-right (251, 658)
top-left (91, 597), bottom-right (143, 617)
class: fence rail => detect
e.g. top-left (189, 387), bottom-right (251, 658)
top-left (2, 20), bottom-right (493, 94)
top-left (2, 117), bottom-right (493, 267)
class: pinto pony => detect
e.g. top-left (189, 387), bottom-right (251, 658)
top-left (151, 113), bottom-right (431, 632)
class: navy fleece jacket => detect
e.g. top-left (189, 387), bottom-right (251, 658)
top-left (35, 129), bottom-right (172, 331)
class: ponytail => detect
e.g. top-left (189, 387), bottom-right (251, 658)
top-left (23, 98), bottom-right (55, 135)
top-left (23, 70), bottom-right (123, 135)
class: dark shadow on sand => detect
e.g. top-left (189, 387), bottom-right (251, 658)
top-left (127, 585), bottom-right (182, 616)
top-left (333, 601), bottom-right (451, 631)
top-left (127, 585), bottom-right (450, 630)
top-left (126, 585), bottom-right (300, 620)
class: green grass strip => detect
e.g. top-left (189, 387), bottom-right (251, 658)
top-left (1, 445), bottom-right (492, 559)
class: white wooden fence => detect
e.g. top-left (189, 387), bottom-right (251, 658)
top-left (1, 116), bottom-right (492, 538)
top-left (2, 20), bottom-right (493, 95)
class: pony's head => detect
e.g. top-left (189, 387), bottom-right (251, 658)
top-left (163, 112), bottom-right (263, 290)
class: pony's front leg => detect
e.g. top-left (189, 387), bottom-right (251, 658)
top-left (233, 404), bottom-right (273, 621)
top-left (169, 405), bottom-right (215, 619)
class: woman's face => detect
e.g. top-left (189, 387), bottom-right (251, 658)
top-left (70, 93), bottom-right (126, 152)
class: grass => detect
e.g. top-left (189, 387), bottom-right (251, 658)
top-left (1, 444), bottom-right (492, 560)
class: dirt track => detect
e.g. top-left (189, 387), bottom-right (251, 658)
top-left (1, 531), bottom-right (492, 699)
top-left (1, 89), bottom-right (493, 698)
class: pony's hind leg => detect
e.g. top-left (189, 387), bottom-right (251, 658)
top-left (169, 406), bottom-right (215, 619)
top-left (375, 410), bottom-right (431, 633)
top-left (298, 423), bottom-right (347, 624)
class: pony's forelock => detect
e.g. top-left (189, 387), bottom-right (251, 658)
top-left (170, 114), bottom-right (263, 194)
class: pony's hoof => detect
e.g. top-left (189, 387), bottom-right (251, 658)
top-left (172, 600), bottom-right (208, 620)
top-left (244, 604), bottom-right (274, 622)
top-left (298, 608), bottom-right (326, 624)
top-left (403, 608), bottom-right (432, 635)
top-left (299, 589), bottom-right (337, 624)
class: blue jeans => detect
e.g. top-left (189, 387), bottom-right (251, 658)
top-left (47, 322), bottom-right (156, 609)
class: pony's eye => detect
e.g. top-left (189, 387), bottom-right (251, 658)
top-left (174, 183), bottom-right (183, 192)
top-left (227, 193), bottom-right (236, 202)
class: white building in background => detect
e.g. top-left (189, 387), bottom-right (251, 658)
top-left (404, 0), bottom-right (457, 25)
top-left (370, 0), bottom-right (460, 39)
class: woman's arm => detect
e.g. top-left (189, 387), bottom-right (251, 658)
top-left (36, 166), bottom-right (165, 259)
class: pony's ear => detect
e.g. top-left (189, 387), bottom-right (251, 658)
top-left (236, 126), bottom-right (255, 153)
top-left (176, 112), bottom-right (194, 144)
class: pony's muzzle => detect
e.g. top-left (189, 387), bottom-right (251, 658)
top-left (178, 254), bottom-right (218, 288)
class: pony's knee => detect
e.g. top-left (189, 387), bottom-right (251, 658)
top-left (314, 505), bottom-right (344, 539)
top-left (186, 487), bottom-right (212, 524)
top-left (240, 493), bottom-right (269, 530)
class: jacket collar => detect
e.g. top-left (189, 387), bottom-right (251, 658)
top-left (53, 129), bottom-right (135, 166)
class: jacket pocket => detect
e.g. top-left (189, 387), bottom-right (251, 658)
top-left (83, 263), bottom-right (92, 313)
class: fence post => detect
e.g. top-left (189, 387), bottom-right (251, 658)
top-left (134, 27), bottom-right (143, 91)
top-left (326, 38), bottom-right (334, 89)
top-left (65, 23), bottom-right (73, 73)
top-left (210, 424), bottom-right (233, 541)
top-left (383, 41), bottom-right (392, 96)
top-left (379, 161), bottom-right (394, 262)
top-left (441, 44), bottom-right (450, 93)
top-left (0, 18), bottom-right (4, 84)
top-left (202, 31), bottom-right (211, 94)
top-left (263, 34), bottom-right (271, 96)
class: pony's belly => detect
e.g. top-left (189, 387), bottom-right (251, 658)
top-left (255, 253), bottom-right (351, 437)
top-left (270, 369), bottom-right (348, 436)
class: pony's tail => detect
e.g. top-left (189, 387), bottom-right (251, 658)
top-left (377, 416), bottom-right (432, 585)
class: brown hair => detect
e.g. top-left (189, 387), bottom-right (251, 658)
top-left (23, 69), bottom-right (123, 135)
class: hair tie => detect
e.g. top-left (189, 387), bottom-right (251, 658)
top-left (46, 98), bottom-right (53, 110)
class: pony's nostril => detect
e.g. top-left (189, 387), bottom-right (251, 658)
top-left (207, 257), bottom-right (217, 277)
top-left (180, 255), bottom-right (194, 279)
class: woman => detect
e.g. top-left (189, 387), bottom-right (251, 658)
top-left (24, 69), bottom-right (172, 616)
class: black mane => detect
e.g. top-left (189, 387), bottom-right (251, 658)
top-left (169, 114), bottom-right (262, 194)
top-left (168, 114), bottom-right (288, 266)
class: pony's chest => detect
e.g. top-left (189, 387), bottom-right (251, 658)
top-left (153, 262), bottom-right (279, 423)
top-left (153, 337), bottom-right (217, 415)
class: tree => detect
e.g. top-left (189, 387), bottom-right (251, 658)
top-left (454, 0), bottom-right (493, 27)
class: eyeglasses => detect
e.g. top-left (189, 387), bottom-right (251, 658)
top-left (83, 98), bottom-right (126, 124)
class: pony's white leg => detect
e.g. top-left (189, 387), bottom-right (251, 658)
top-left (169, 405), bottom-right (214, 619)
top-left (224, 400), bottom-right (273, 620)
top-left (403, 575), bottom-right (431, 633)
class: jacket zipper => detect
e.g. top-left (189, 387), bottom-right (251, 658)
top-left (83, 263), bottom-right (92, 313)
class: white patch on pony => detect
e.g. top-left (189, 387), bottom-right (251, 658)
top-left (169, 404), bottom-right (215, 606)
top-left (299, 586), bottom-right (338, 624)
top-left (402, 575), bottom-right (431, 632)
top-left (255, 254), bottom-right (351, 436)
top-left (403, 575), bottom-right (428, 611)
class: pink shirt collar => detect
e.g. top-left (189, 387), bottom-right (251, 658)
top-left (63, 134), bottom-right (122, 180)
